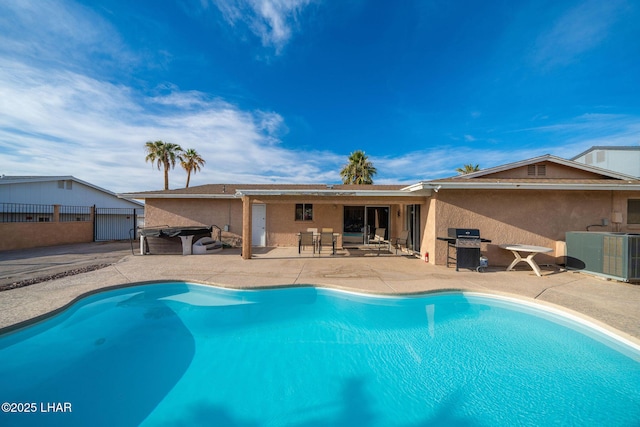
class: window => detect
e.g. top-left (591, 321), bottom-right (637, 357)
top-left (295, 204), bottom-right (313, 221)
top-left (628, 200), bottom-right (640, 224)
top-left (585, 153), bottom-right (593, 164)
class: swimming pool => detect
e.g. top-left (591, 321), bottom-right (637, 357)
top-left (0, 282), bottom-right (638, 426)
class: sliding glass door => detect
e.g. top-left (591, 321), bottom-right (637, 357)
top-left (365, 206), bottom-right (389, 241)
top-left (406, 204), bottom-right (421, 253)
top-left (343, 206), bottom-right (389, 245)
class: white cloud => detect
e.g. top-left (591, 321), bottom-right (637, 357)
top-left (0, 0), bottom-right (136, 75)
top-left (0, 57), bottom-right (341, 192)
top-left (373, 147), bottom-right (532, 183)
top-left (532, 0), bottom-right (627, 68)
top-left (210, 0), bottom-right (314, 54)
top-left (2, 0), bottom-right (638, 196)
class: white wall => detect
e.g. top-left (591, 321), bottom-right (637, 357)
top-left (573, 148), bottom-right (640, 177)
top-left (0, 179), bottom-right (141, 208)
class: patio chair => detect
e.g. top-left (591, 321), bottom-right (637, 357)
top-left (298, 231), bottom-right (315, 254)
top-left (371, 228), bottom-right (390, 255)
top-left (319, 231), bottom-right (336, 255)
top-left (395, 230), bottom-right (410, 254)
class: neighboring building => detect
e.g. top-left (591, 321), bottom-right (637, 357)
top-left (119, 155), bottom-right (640, 265)
top-left (571, 146), bottom-right (640, 178)
top-left (1, 176), bottom-right (144, 247)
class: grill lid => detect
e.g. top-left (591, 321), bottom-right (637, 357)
top-left (448, 228), bottom-right (480, 238)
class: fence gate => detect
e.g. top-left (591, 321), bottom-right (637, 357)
top-left (94, 207), bottom-right (141, 241)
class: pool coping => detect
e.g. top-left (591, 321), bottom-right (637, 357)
top-left (2, 278), bottom-right (640, 351)
top-left (1, 244), bottom-right (639, 346)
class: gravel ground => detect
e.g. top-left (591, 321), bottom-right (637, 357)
top-left (0, 263), bottom-right (112, 292)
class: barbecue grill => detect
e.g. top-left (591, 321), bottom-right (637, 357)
top-left (437, 228), bottom-right (492, 271)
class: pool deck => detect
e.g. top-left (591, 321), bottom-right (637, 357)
top-left (1, 242), bottom-right (639, 345)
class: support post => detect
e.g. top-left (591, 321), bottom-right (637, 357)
top-left (242, 195), bottom-right (252, 259)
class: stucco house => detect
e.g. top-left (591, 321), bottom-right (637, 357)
top-left (120, 183), bottom-right (425, 258)
top-left (120, 155), bottom-right (640, 265)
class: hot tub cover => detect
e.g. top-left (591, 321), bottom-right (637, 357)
top-left (140, 226), bottom-right (213, 238)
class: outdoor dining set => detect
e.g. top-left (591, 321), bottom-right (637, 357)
top-left (297, 227), bottom-right (408, 256)
top-left (297, 228), bottom-right (339, 255)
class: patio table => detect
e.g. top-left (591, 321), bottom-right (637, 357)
top-left (499, 244), bottom-right (553, 277)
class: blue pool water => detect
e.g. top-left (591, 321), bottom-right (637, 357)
top-left (0, 283), bottom-right (639, 427)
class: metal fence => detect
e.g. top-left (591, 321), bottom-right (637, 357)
top-left (95, 207), bottom-right (143, 241)
top-left (0, 203), bottom-right (92, 223)
top-left (1, 203), bottom-right (145, 240)
top-left (59, 205), bottom-right (92, 222)
top-left (1, 203), bottom-right (54, 223)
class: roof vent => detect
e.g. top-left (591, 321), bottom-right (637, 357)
top-left (528, 164), bottom-right (546, 176)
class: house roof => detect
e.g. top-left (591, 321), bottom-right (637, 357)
top-left (1, 175), bottom-right (144, 206)
top-left (118, 154), bottom-right (640, 200)
top-left (403, 155), bottom-right (640, 192)
top-left (119, 184), bottom-right (411, 199)
top-left (448, 154), bottom-right (637, 180)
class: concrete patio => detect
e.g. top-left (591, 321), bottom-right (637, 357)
top-left (0, 242), bottom-right (639, 345)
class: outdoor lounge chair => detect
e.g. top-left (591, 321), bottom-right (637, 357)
top-left (395, 230), bottom-right (410, 254)
top-left (319, 231), bottom-right (336, 255)
top-left (298, 231), bottom-right (315, 254)
top-left (371, 228), bottom-right (390, 254)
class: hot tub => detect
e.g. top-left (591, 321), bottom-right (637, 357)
top-left (139, 226), bottom-right (213, 255)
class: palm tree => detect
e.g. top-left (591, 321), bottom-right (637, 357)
top-left (340, 150), bottom-right (377, 184)
top-left (456, 164), bottom-right (480, 175)
top-left (144, 140), bottom-right (184, 190)
top-left (181, 148), bottom-right (206, 188)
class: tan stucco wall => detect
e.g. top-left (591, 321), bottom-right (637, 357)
top-left (143, 189), bottom-right (640, 265)
top-left (0, 222), bottom-right (93, 251)
top-left (419, 196), bottom-right (436, 261)
top-left (264, 201), bottom-right (409, 247)
top-left (145, 196), bottom-right (421, 249)
top-left (424, 189), bottom-right (635, 267)
top-left (266, 203), bottom-right (343, 247)
top-left (145, 199), bottom-right (244, 237)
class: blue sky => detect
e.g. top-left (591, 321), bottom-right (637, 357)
top-left (1, 0), bottom-right (639, 193)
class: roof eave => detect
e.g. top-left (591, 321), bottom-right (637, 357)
top-left (422, 182), bottom-right (640, 191)
top-left (117, 193), bottom-right (237, 199)
top-left (234, 189), bottom-right (414, 197)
